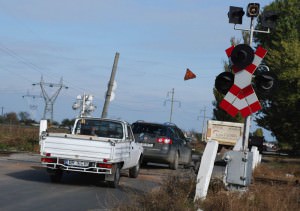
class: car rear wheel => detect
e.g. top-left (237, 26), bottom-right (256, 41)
top-left (170, 151), bottom-right (179, 170)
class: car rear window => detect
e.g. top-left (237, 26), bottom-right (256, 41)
top-left (132, 123), bottom-right (167, 136)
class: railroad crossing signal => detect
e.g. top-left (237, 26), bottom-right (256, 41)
top-left (216, 44), bottom-right (267, 117)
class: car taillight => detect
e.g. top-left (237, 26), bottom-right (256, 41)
top-left (97, 163), bottom-right (113, 168)
top-left (156, 137), bottom-right (173, 144)
top-left (41, 157), bottom-right (57, 163)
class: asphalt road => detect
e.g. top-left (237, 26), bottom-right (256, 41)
top-left (0, 152), bottom-right (225, 211)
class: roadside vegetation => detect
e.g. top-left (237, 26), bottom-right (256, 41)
top-left (0, 111), bottom-right (72, 152)
top-left (116, 156), bottom-right (300, 211)
top-left (0, 124), bottom-right (39, 152)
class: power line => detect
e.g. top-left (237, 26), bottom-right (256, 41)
top-left (0, 42), bottom-right (46, 75)
top-left (0, 42), bottom-right (95, 98)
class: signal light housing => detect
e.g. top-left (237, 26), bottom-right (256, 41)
top-left (215, 72), bottom-right (234, 95)
top-left (228, 6), bottom-right (245, 24)
top-left (247, 3), bottom-right (260, 17)
top-left (231, 44), bottom-right (254, 69)
top-left (262, 11), bottom-right (279, 29)
top-left (253, 71), bottom-right (278, 96)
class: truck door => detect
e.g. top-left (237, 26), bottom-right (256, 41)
top-left (122, 125), bottom-right (141, 169)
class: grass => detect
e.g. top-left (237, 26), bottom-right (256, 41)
top-left (0, 124), bottom-right (39, 152)
top-left (0, 123), bottom-right (67, 152)
top-left (115, 173), bottom-right (196, 211)
top-left (116, 156), bottom-right (300, 211)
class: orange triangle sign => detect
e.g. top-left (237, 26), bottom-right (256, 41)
top-left (184, 68), bottom-right (196, 80)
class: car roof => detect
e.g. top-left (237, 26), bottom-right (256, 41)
top-left (132, 121), bottom-right (177, 128)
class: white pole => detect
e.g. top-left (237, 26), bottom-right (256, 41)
top-left (194, 140), bottom-right (219, 201)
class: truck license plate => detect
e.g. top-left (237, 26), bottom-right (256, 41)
top-left (65, 160), bottom-right (89, 167)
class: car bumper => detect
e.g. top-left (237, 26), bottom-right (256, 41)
top-left (142, 148), bottom-right (176, 164)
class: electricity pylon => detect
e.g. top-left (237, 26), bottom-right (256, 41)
top-left (32, 76), bottom-right (68, 123)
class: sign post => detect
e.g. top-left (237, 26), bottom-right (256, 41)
top-left (213, 3), bottom-right (278, 189)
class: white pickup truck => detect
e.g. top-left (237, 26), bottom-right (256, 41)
top-left (39, 117), bottom-right (143, 188)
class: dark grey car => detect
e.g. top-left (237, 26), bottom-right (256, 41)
top-left (131, 121), bottom-right (192, 170)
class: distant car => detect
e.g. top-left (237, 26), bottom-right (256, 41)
top-left (131, 121), bottom-right (192, 170)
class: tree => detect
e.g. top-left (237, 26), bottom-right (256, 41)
top-left (5, 112), bottom-right (19, 124)
top-left (18, 111), bottom-right (37, 125)
top-left (254, 0), bottom-right (300, 150)
top-left (253, 128), bottom-right (264, 137)
top-left (18, 111), bottom-right (30, 124)
top-left (61, 118), bottom-right (75, 130)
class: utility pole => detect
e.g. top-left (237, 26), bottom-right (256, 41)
top-left (199, 107), bottom-right (206, 142)
top-left (232, 4), bottom-right (273, 151)
top-left (101, 52), bottom-right (119, 118)
top-left (197, 107), bottom-right (212, 142)
top-left (169, 88), bottom-right (174, 123)
top-left (164, 88), bottom-right (181, 123)
top-left (32, 76), bottom-right (68, 123)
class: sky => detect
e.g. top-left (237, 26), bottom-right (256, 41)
top-left (0, 0), bottom-right (275, 140)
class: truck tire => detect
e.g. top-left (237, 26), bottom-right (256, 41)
top-left (170, 151), bottom-right (179, 170)
top-left (129, 159), bottom-right (140, 178)
top-left (110, 165), bottom-right (120, 188)
top-left (49, 169), bottom-right (63, 183)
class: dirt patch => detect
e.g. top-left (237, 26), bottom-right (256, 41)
top-left (0, 151), bottom-right (13, 157)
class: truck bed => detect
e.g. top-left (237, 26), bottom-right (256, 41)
top-left (40, 133), bottom-right (130, 162)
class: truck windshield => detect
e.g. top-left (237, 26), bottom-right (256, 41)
top-left (75, 119), bottom-right (123, 139)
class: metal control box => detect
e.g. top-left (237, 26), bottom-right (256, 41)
top-left (224, 151), bottom-right (253, 186)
